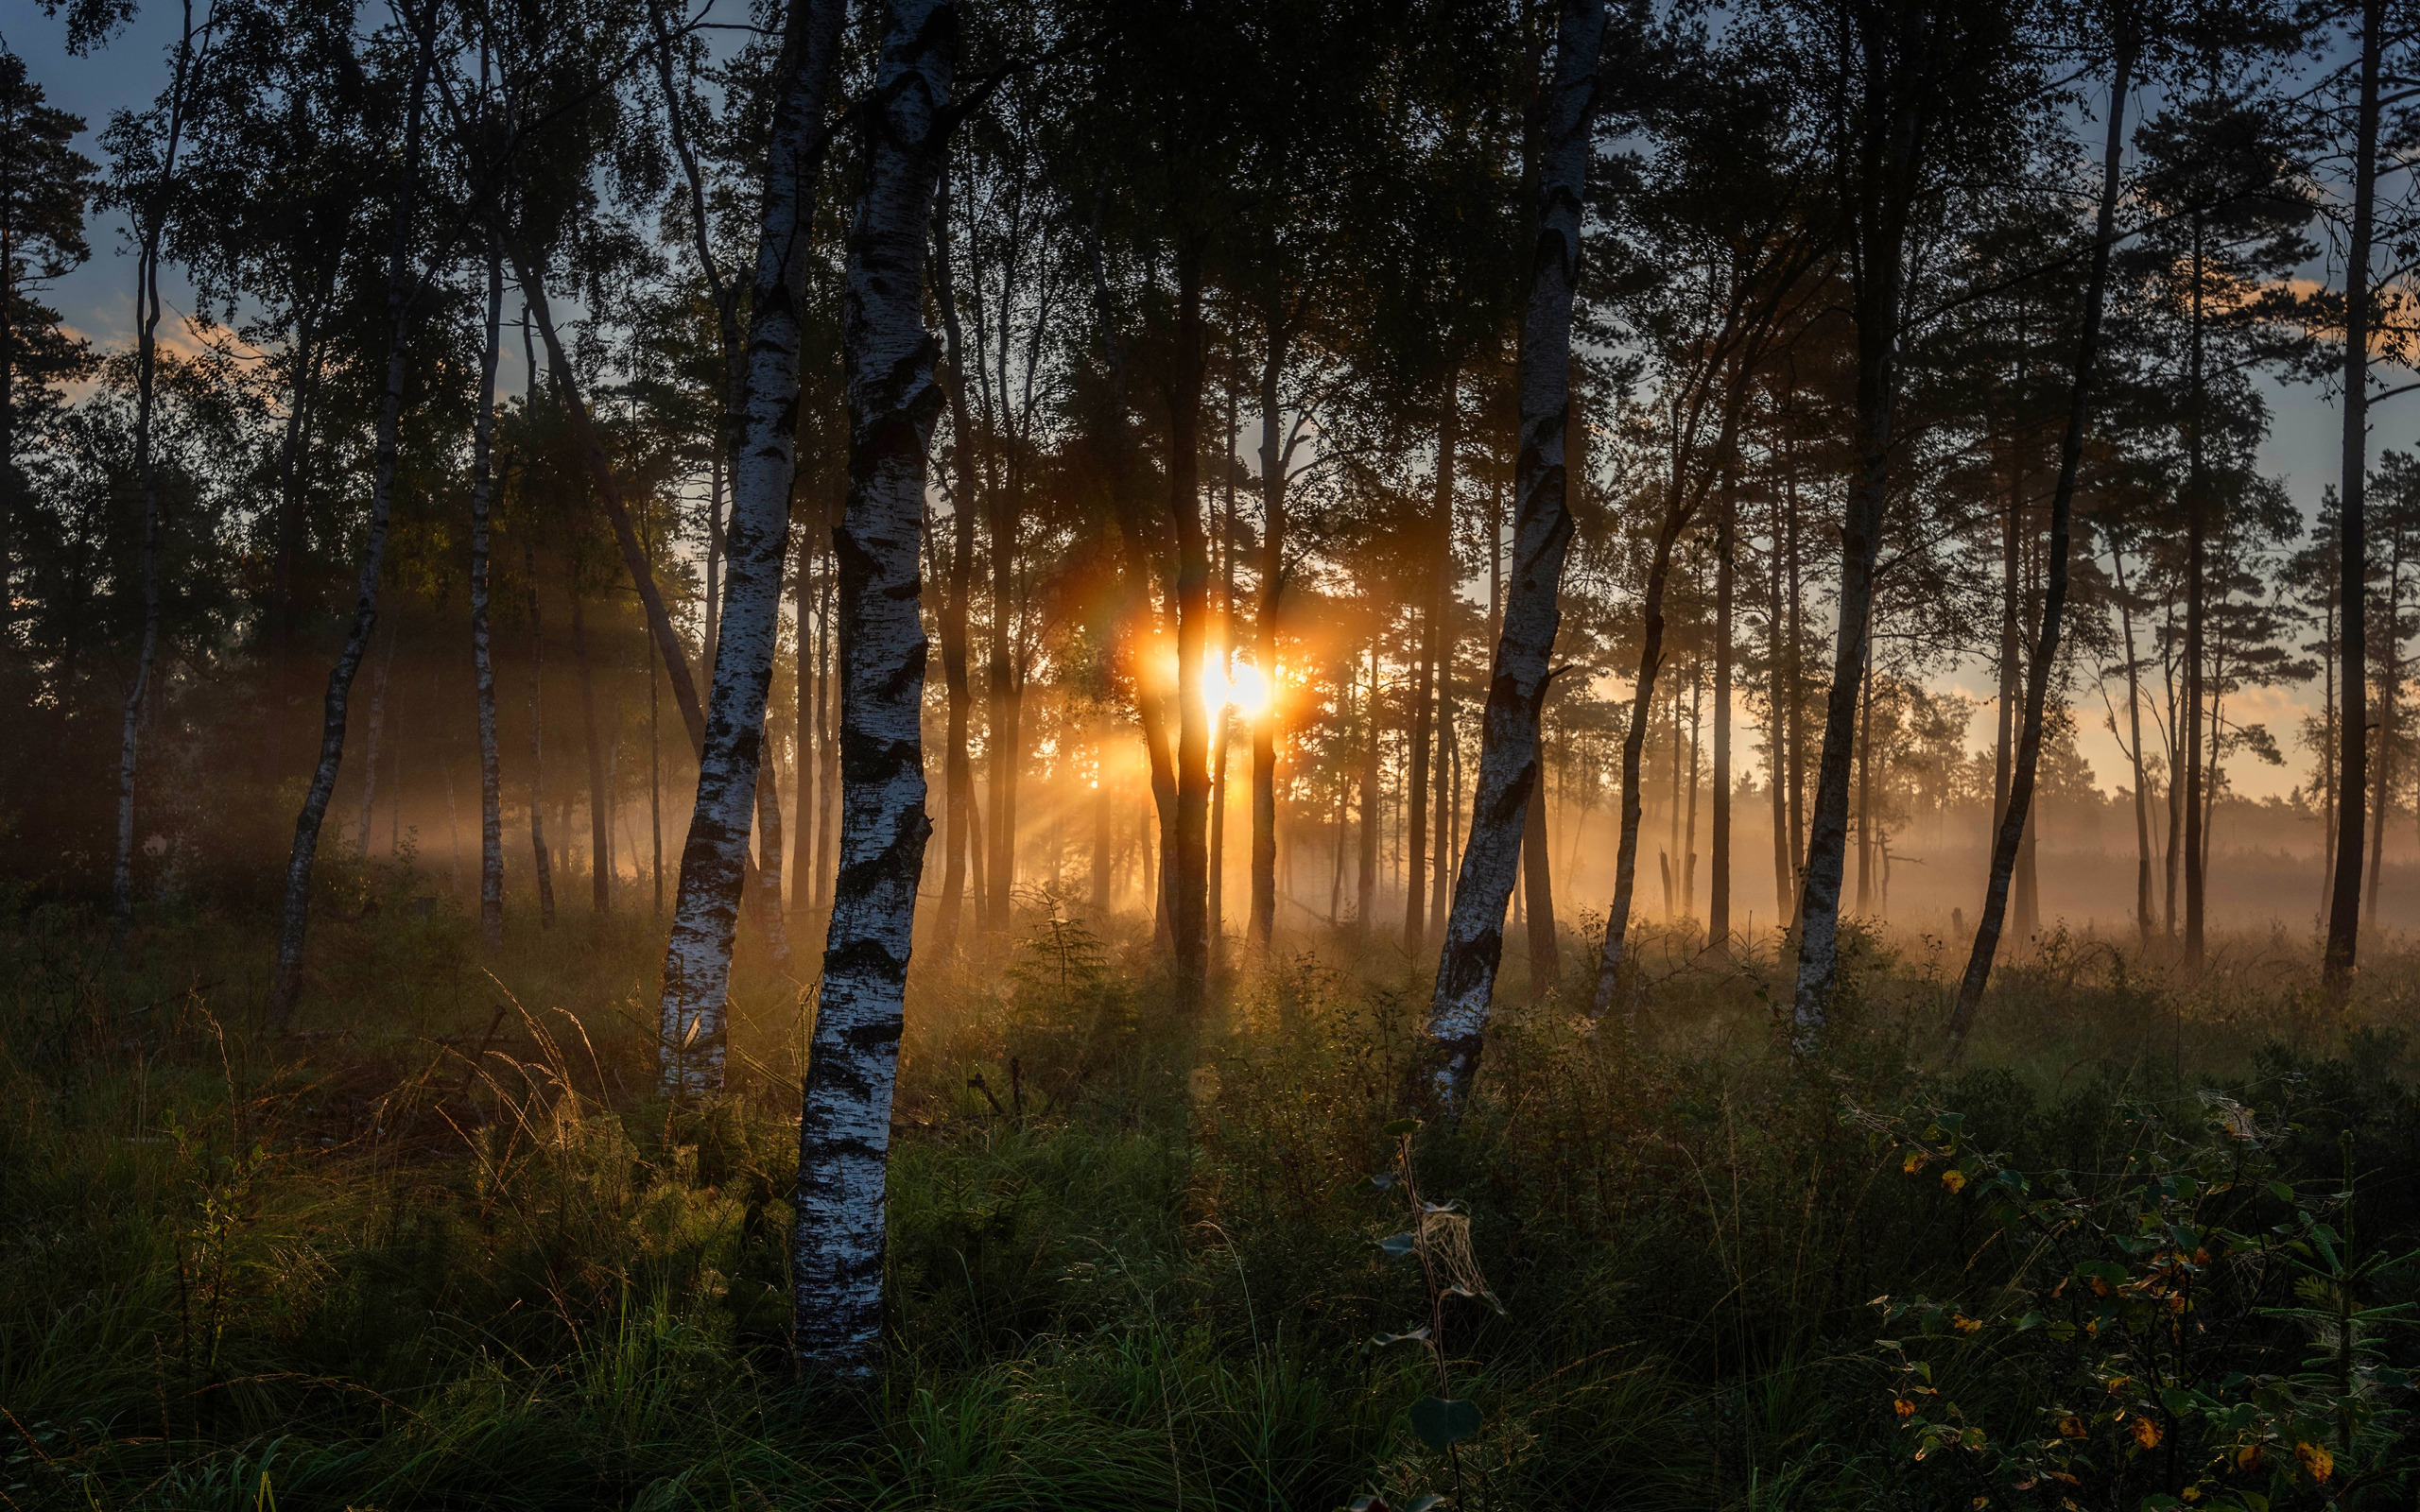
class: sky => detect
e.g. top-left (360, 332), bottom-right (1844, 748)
top-left (5, 0), bottom-right (2406, 810)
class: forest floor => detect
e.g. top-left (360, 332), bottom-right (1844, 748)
top-left (6, 861), bottom-right (2420, 1511)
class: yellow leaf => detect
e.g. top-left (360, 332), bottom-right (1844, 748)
top-left (1894, 1398), bottom-right (1916, 1418)
top-left (2133, 1418), bottom-right (2161, 1450)
top-left (1905, 1150), bottom-right (1927, 1174)
top-left (2237, 1443), bottom-right (2263, 1472)
top-left (1951, 1313), bottom-right (1983, 1334)
top-left (1942, 1169), bottom-right (1967, 1194)
top-left (2057, 1416), bottom-right (2086, 1439)
top-left (2297, 1442), bottom-right (2333, 1482)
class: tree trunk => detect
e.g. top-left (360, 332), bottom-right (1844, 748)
top-left (792, 0), bottom-right (950, 1382)
top-left (1167, 248), bottom-right (1213, 1000)
top-left (1358, 645), bottom-right (1380, 944)
top-left (525, 539), bottom-right (557, 926)
top-left (984, 402), bottom-right (1022, 935)
top-left (1523, 707), bottom-right (1559, 991)
top-left (1854, 647), bottom-right (1874, 914)
top-left (570, 586), bottom-right (614, 914)
top-left (267, 11), bottom-right (435, 1018)
top-left (653, 0), bottom-right (846, 1097)
top-left (1080, 215), bottom-right (1181, 949)
top-left (1425, 0), bottom-right (1607, 1106)
top-left (789, 547), bottom-right (815, 915)
top-left (1591, 385), bottom-right (1748, 1010)
top-left (1405, 372), bottom-right (1458, 952)
top-left (1709, 478), bottom-right (1734, 948)
top-left (2109, 542), bottom-right (2152, 949)
top-left (1769, 487), bottom-right (1791, 922)
top-left (933, 163), bottom-right (977, 954)
top-left (1790, 32), bottom-right (1927, 1042)
top-left (470, 230), bottom-right (506, 950)
top-left (1945, 32), bottom-right (2130, 1039)
top-left (112, 0), bottom-right (207, 941)
top-left (1250, 326), bottom-right (1289, 947)
top-left (2325, 0), bottom-right (2384, 1002)
top-left (2367, 540), bottom-right (2399, 920)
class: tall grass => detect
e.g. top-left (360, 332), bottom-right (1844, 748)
top-left (3, 875), bottom-right (2416, 1509)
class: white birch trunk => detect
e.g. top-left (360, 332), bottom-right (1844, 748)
top-left (1423, 0), bottom-right (1609, 1109)
top-left (792, 0), bottom-right (952, 1380)
top-left (470, 231), bottom-right (506, 950)
top-left (653, 0), bottom-right (848, 1098)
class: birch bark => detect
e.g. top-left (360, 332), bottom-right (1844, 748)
top-left (792, 0), bottom-right (951, 1380)
top-left (267, 8), bottom-right (435, 1021)
top-left (654, 0), bottom-right (846, 1097)
top-left (470, 231), bottom-right (506, 950)
top-left (1425, 0), bottom-right (1608, 1107)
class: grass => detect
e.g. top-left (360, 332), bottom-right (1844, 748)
top-left (3, 864), bottom-right (2418, 1510)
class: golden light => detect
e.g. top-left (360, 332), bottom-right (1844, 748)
top-left (1199, 658), bottom-right (1273, 723)
top-left (1229, 662), bottom-right (1270, 718)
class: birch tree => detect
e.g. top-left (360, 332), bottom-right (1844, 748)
top-left (653, 0), bottom-right (845, 1099)
top-left (1426, 0), bottom-right (1611, 1109)
top-left (791, 0), bottom-right (952, 1382)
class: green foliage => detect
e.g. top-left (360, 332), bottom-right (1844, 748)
top-left (1, 907), bottom-right (2416, 1509)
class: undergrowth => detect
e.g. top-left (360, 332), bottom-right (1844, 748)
top-left (2, 876), bottom-right (2416, 1510)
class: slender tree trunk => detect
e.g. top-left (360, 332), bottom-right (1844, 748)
top-left (814, 553), bottom-right (838, 916)
top-left (1854, 648), bottom-right (1874, 914)
top-left (2368, 541), bottom-right (2399, 920)
top-left (1425, 0), bottom-right (1607, 1105)
top-left (984, 399), bottom-right (1022, 934)
top-left (1523, 705), bottom-right (1559, 990)
top-left (1358, 645), bottom-right (1380, 944)
top-left (1405, 372), bottom-right (1458, 951)
top-left (1790, 48), bottom-right (1929, 1041)
top-left (570, 586), bottom-right (614, 914)
top-left (525, 540), bottom-right (557, 925)
top-left (1080, 218), bottom-right (1182, 949)
top-left (1709, 478), bottom-right (1734, 948)
top-left (112, 0), bottom-right (206, 941)
top-left (1945, 34), bottom-right (2129, 1038)
top-left (654, 0), bottom-right (846, 1097)
top-left (2325, 0), bottom-right (2384, 1001)
top-left (470, 231), bottom-right (506, 950)
top-left (1591, 387), bottom-right (1747, 1008)
top-left (2110, 543), bottom-right (2152, 949)
top-left (789, 549), bottom-right (814, 915)
top-left (2184, 232), bottom-right (2211, 967)
top-left (1770, 487), bottom-right (1791, 921)
top-left (267, 11), bottom-right (435, 1018)
top-left (933, 163), bottom-right (977, 954)
top-left (792, 0), bottom-right (950, 1382)
top-left (704, 457), bottom-right (724, 681)
top-left (1250, 326), bottom-right (1288, 947)
top-left (1167, 247), bottom-right (1213, 1000)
